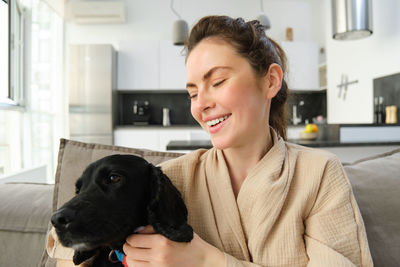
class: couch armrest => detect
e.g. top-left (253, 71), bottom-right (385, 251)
top-left (0, 182), bottom-right (53, 267)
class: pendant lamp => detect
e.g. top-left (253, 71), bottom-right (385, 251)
top-left (256, 0), bottom-right (270, 30)
top-left (332, 0), bottom-right (373, 40)
top-left (170, 0), bottom-right (188, 45)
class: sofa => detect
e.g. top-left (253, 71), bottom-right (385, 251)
top-left (0, 139), bottom-right (399, 267)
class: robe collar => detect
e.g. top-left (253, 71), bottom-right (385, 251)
top-left (205, 128), bottom-right (292, 260)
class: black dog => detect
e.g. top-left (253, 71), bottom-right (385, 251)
top-left (51, 154), bottom-right (193, 266)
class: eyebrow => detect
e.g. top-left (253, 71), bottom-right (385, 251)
top-left (186, 66), bottom-right (232, 89)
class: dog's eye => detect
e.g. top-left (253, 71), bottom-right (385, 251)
top-left (107, 174), bottom-right (122, 184)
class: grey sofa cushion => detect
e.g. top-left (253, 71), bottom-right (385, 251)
top-left (0, 182), bottom-right (53, 267)
top-left (41, 138), bottom-right (184, 266)
top-left (344, 148), bottom-right (400, 267)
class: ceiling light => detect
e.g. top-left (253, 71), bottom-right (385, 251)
top-left (170, 0), bottom-right (188, 46)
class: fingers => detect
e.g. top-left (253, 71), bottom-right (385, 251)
top-left (125, 258), bottom-right (149, 267)
top-left (124, 226), bottom-right (166, 264)
top-left (123, 243), bottom-right (151, 262)
top-left (126, 232), bottom-right (162, 248)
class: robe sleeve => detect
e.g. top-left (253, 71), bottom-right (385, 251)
top-left (224, 253), bottom-right (264, 267)
top-left (304, 157), bottom-right (373, 267)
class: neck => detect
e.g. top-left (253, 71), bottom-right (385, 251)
top-left (222, 128), bottom-right (273, 198)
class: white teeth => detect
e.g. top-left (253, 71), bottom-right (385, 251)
top-left (206, 115), bottom-right (229, 126)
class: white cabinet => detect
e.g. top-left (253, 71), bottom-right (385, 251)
top-left (118, 41), bottom-right (160, 90)
top-left (114, 127), bottom-right (208, 151)
top-left (114, 128), bottom-right (160, 150)
top-left (280, 41), bottom-right (319, 90)
top-left (326, 56), bottom-right (371, 124)
top-left (159, 40), bottom-right (186, 89)
top-left (118, 40), bottom-right (186, 90)
top-left (159, 130), bottom-right (190, 151)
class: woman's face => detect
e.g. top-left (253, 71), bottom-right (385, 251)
top-left (186, 38), bottom-right (271, 150)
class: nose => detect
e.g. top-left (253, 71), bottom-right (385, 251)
top-left (51, 208), bottom-right (76, 230)
top-left (196, 88), bottom-right (215, 112)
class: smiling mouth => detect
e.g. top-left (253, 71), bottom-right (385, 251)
top-left (206, 114), bottom-right (231, 127)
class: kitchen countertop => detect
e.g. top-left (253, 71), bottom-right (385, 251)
top-left (115, 124), bottom-right (202, 129)
top-left (166, 139), bottom-right (400, 150)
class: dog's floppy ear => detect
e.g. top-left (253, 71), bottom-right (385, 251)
top-left (147, 165), bottom-right (193, 242)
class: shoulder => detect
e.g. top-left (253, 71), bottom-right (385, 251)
top-left (158, 149), bottom-right (210, 193)
top-left (284, 143), bottom-right (352, 216)
top-left (286, 142), bottom-right (351, 198)
top-left (159, 149), bottom-right (209, 173)
top-left (286, 142), bottom-right (340, 169)
top-left (285, 142), bottom-right (347, 193)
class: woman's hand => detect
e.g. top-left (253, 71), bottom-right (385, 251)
top-left (123, 225), bottom-right (225, 267)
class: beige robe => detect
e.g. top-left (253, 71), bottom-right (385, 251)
top-left (47, 130), bottom-right (373, 266)
top-left (160, 130), bottom-right (373, 266)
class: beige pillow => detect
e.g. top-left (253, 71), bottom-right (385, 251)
top-left (53, 138), bottom-right (184, 211)
top-left (41, 138), bottom-right (184, 267)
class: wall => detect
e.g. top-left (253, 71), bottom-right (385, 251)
top-left (65, 0), bottom-right (324, 48)
top-left (325, 0), bottom-right (400, 124)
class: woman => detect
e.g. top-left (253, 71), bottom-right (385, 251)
top-left (53, 16), bottom-right (373, 266)
top-left (122, 16), bottom-right (372, 267)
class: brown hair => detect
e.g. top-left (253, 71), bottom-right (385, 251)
top-left (184, 15), bottom-right (288, 140)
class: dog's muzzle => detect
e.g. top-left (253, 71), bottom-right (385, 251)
top-left (51, 208), bottom-right (77, 230)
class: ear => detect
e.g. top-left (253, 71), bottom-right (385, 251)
top-left (263, 63), bottom-right (284, 99)
top-left (73, 249), bottom-right (97, 265)
top-left (147, 165), bottom-right (193, 242)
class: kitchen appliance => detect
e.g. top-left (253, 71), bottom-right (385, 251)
top-left (162, 108), bottom-right (171, 126)
top-left (68, 44), bottom-right (117, 145)
top-left (132, 100), bottom-right (151, 125)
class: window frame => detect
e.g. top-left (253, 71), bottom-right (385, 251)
top-left (0, 0), bottom-right (24, 110)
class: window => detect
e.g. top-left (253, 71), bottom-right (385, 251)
top-left (0, 0), bottom-right (64, 181)
top-left (0, 0), bottom-right (9, 102)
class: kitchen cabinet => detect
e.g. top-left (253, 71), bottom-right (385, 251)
top-left (159, 130), bottom-right (191, 151)
top-left (326, 58), bottom-right (371, 124)
top-left (114, 127), bottom-right (208, 151)
top-left (118, 40), bottom-right (160, 90)
top-left (118, 40), bottom-right (186, 90)
top-left (280, 41), bottom-right (320, 91)
top-left (114, 128), bottom-right (160, 150)
top-left (159, 40), bottom-right (186, 89)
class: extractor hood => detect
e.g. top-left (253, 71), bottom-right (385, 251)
top-left (331, 0), bottom-right (373, 40)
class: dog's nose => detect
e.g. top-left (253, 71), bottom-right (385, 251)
top-left (51, 208), bottom-right (76, 229)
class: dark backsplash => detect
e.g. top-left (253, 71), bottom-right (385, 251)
top-left (116, 89), bottom-right (327, 126)
top-left (117, 90), bottom-right (198, 125)
top-left (373, 72), bottom-right (400, 124)
top-left (287, 90), bottom-right (327, 125)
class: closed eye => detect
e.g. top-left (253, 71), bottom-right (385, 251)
top-left (213, 79), bottom-right (226, 87)
top-left (188, 93), bottom-right (197, 99)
